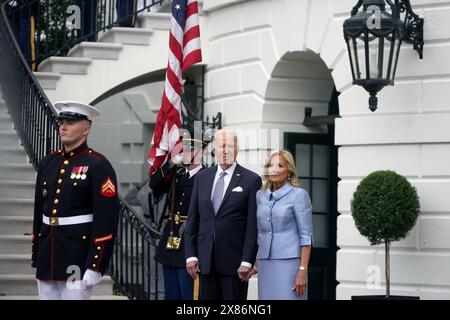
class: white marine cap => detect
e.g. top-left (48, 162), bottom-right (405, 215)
top-left (54, 101), bottom-right (100, 121)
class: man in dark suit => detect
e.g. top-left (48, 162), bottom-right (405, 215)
top-left (185, 129), bottom-right (261, 300)
top-left (150, 129), bottom-right (208, 300)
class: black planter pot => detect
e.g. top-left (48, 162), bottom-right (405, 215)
top-left (351, 295), bottom-right (420, 300)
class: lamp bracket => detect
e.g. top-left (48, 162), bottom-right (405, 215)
top-left (390, 0), bottom-right (424, 59)
top-left (351, 0), bottom-right (364, 16)
top-left (204, 112), bottom-right (222, 130)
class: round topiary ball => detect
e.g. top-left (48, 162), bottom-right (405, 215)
top-left (351, 170), bottom-right (420, 246)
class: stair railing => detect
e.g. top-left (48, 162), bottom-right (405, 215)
top-left (0, 1), bottom-right (60, 168)
top-left (0, 1), bottom-right (164, 300)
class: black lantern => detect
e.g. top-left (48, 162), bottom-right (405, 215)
top-left (343, 0), bottom-right (424, 111)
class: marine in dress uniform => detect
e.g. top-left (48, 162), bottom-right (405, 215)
top-left (31, 101), bottom-right (120, 300)
top-left (150, 130), bottom-right (208, 300)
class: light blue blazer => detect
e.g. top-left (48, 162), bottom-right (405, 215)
top-left (256, 182), bottom-right (313, 260)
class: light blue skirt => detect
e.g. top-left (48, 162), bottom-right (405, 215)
top-left (257, 258), bottom-right (307, 300)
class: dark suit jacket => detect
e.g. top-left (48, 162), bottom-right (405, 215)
top-left (32, 143), bottom-right (120, 280)
top-left (185, 164), bottom-right (261, 276)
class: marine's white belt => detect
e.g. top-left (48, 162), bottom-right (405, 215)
top-left (42, 214), bottom-right (93, 226)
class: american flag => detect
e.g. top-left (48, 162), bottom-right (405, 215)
top-left (147, 0), bottom-right (202, 174)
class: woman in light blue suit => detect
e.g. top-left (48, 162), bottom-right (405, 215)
top-left (247, 149), bottom-right (313, 300)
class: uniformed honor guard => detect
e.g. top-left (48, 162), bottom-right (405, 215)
top-left (9, 0), bottom-right (39, 70)
top-left (150, 129), bottom-right (208, 300)
top-left (75, 0), bottom-right (98, 42)
top-left (31, 101), bottom-right (120, 300)
top-left (117, 0), bottom-right (137, 27)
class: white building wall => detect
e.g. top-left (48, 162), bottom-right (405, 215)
top-left (203, 0), bottom-right (335, 174)
top-left (203, 0), bottom-right (450, 299)
top-left (89, 81), bottom-right (164, 194)
top-left (335, 0), bottom-right (450, 299)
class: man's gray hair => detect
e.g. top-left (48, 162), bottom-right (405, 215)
top-left (213, 128), bottom-right (239, 149)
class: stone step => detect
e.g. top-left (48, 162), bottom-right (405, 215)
top-left (0, 164), bottom-right (35, 181)
top-left (0, 274), bottom-right (115, 296)
top-left (0, 235), bottom-right (31, 255)
top-left (98, 27), bottom-right (153, 45)
top-left (0, 180), bottom-right (35, 199)
top-left (0, 130), bottom-right (20, 146)
top-left (0, 115), bottom-right (13, 131)
top-left (38, 57), bottom-right (92, 75)
top-left (0, 254), bottom-right (33, 275)
top-left (33, 72), bottom-right (60, 90)
top-left (0, 216), bottom-right (33, 236)
top-left (68, 42), bottom-right (123, 60)
top-left (0, 198), bottom-right (33, 217)
top-left (137, 12), bottom-right (170, 30)
top-left (0, 146), bottom-right (29, 163)
top-left (0, 274), bottom-right (37, 296)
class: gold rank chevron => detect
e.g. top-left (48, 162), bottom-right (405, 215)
top-left (101, 177), bottom-right (116, 197)
top-left (102, 179), bottom-right (115, 192)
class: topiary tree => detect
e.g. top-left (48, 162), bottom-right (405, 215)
top-left (351, 170), bottom-right (420, 297)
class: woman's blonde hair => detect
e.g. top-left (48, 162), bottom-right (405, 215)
top-left (261, 149), bottom-right (300, 190)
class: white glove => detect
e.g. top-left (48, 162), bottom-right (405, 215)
top-left (81, 269), bottom-right (103, 289)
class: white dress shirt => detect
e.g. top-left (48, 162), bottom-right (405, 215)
top-left (187, 165), bottom-right (202, 179)
top-left (187, 162), bottom-right (252, 269)
top-left (210, 161), bottom-right (237, 201)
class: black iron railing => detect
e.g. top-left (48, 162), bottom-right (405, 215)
top-left (0, 1), bottom-right (164, 300)
top-left (4, 0), bottom-right (166, 70)
top-left (1, 0), bottom-right (223, 300)
top-left (112, 198), bottom-right (164, 300)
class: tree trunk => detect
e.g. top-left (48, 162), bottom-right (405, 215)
top-left (385, 241), bottom-right (390, 297)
